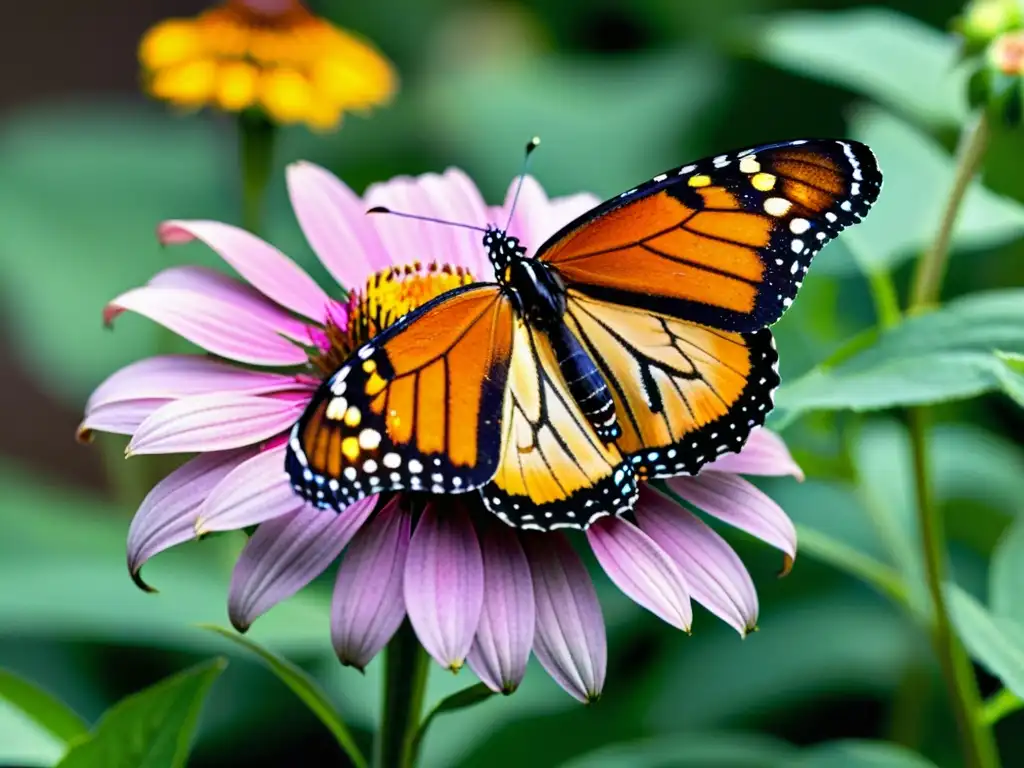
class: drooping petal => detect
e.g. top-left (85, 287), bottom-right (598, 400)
top-left (144, 266), bottom-right (313, 343)
top-left (287, 161), bottom-right (390, 291)
top-left (634, 487), bottom-right (758, 634)
top-left (704, 428), bottom-right (804, 480)
top-left (127, 449), bottom-right (255, 587)
top-left (195, 444), bottom-right (303, 534)
top-left (666, 473), bottom-right (798, 574)
top-left (78, 398), bottom-right (173, 438)
top-left (228, 497), bottom-right (377, 631)
top-left (587, 515), bottom-right (692, 631)
top-left (521, 533), bottom-right (606, 703)
top-left (466, 524), bottom-right (535, 694)
top-left (331, 497), bottom-right (411, 670)
top-left (157, 220), bottom-right (331, 321)
top-left (105, 287), bottom-right (308, 366)
top-left (403, 501), bottom-right (484, 671)
top-left (85, 355), bottom-right (302, 413)
top-left (126, 393), bottom-right (307, 455)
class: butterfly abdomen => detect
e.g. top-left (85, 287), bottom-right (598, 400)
top-left (548, 322), bottom-right (620, 442)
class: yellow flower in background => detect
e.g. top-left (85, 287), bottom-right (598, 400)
top-left (139, 0), bottom-right (397, 130)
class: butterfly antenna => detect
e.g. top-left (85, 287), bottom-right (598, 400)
top-left (504, 136), bottom-right (541, 233)
top-left (366, 207), bottom-right (488, 233)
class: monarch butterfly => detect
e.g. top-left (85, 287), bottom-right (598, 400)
top-left (286, 139), bottom-right (881, 531)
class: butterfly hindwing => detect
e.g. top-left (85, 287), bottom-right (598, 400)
top-left (538, 139), bottom-right (881, 333)
top-left (564, 291), bottom-right (779, 479)
top-left (286, 284), bottom-right (515, 507)
top-left (480, 319), bottom-right (638, 531)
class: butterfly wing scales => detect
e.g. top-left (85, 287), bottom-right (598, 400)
top-left (287, 284), bottom-right (515, 507)
top-left (540, 139), bottom-right (881, 332)
top-left (480, 319), bottom-right (638, 530)
top-left (565, 291), bottom-right (779, 477)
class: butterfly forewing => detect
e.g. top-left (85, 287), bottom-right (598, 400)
top-left (286, 284), bottom-right (515, 508)
top-left (538, 139), bottom-right (881, 332)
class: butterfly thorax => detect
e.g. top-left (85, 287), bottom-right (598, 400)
top-left (485, 227), bottom-right (566, 328)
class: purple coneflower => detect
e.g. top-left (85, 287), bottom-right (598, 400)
top-left (81, 165), bottom-right (801, 702)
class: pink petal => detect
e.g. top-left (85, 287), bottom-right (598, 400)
top-left (666, 473), bottom-right (798, 575)
top-left (144, 266), bottom-right (313, 343)
top-left (228, 497), bottom-right (377, 631)
top-left (634, 487), bottom-right (758, 635)
top-left (195, 444), bottom-right (302, 534)
top-left (331, 497), bottom-right (411, 670)
top-left (521, 533), bottom-right (606, 703)
top-left (414, 168), bottom-right (492, 279)
top-left (105, 286), bottom-right (308, 366)
top-left (587, 516), bottom-right (692, 631)
top-left (704, 428), bottom-right (804, 480)
top-left (127, 393), bottom-right (307, 455)
top-left (466, 524), bottom-right (535, 694)
top-left (79, 398), bottom-right (172, 438)
top-left (127, 449), bottom-right (255, 588)
top-left (365, 169), bottom-right (489, 280)
top-left (158, 220), bottom-right (331, 322)
top-left (86, 355), bottom-right (302, 413)
top-left (287, 162), bottom-right (390, 292)
top-left (403, 501), bottom-right (484, 671)
top-left (493, 176), bottom-right (600, 257)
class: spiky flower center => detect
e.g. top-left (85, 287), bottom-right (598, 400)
top-left (312, 261), bottom-right (475, 376)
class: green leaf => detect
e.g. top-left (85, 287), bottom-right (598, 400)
top-left (748, 8), bottom-right (967, 128)
top-left (200, 625), bottom-right (367, 768)
top-left (795, 740), bottom-right (940, 767)
top-left (0, 102), bottom-right (234, 407)
top-left (946, 584), bottom-right (1024, 699)
top-left (56, 658), bottom-right (226, 768)
top-left (412, 684), bottom-right (495, 759)
top-left (775, 290), bottom-right (1024, 420)
top-left (0, 698), bottom-right (67, 767)
top-left (0, 669), bottom-right (89, 746)
top-left (560, 732), bottom-right (796, 768)
top-left (991, 513), bottom-right (1024, 622)
top-left (793, 524), bottom-right (909, 607)
top-left (422, 49), bottom-right (726, 201)
top-left (814, 107), bottom-right (1024, 277)
top-left (994, 351), bottom-right (1024, 407)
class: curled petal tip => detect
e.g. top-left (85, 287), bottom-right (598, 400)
top-left (746, 623), bottom-right (760, 636)
top-left (448, 660), bottom-right (465, 674)
top-left (339, 659), bottom-right (367, 674)
top-left (102, 305), bottom-right (123, 328)
top-left (75, 425), bottom-right (94, 444)
top-left (584, 691), bottom-right (602, 705)
top-left (778, 554), bottom-right (795, 578)
top-left (129, 566), bottom-right (158, 594)
top-left (500, 682), bottom-right (518, 696)
top-left (229, 616), bottom-right (252, 634)
top-left (156, 221), bottom-right (197, 246)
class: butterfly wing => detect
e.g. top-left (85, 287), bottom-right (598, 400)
top-left (480, 318), bottom-right (638, 531)
top-left (565, 290), bottom-right (778, 478)
top-left (538, 139), bottom-right (881, 332)
top-left (287, 283), bottom-right (515, 508)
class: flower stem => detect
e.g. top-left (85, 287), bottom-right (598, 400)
top-left (904, 109), bottom-right (999, 768)
top-left (979, 688), bottom-right (1024, 727)
top-left (908, 112), bottom-right (989, 312)
top-left (238, 110), bottom-right (277, 235)
top-left (374, 621), bottom-right (430, 768)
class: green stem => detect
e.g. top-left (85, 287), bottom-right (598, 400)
top-left (908, 112), bottom-right (989, 312)
top-left (908, 408), bottom-right (999, 768)
top-left (374, 621), bottom-right (430, 768)
top-left (979, 688), bottom-right (1024, 727)
top-left (238, 110), bottom-right (277, 235)
top-left (903, 108), bottom-right (999, 768)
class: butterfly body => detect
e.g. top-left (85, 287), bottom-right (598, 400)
top-left (287, 138), bottom-right (882, 531)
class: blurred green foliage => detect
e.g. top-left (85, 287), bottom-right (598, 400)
top-left (4, 0), bottom-right (1024, 767)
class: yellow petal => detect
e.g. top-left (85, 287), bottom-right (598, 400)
top-left (138, 19), bottom-right (202, 71)
top-left (149, 59), bottom-right (218, 107)
top-left (312, 30), bottom-right (397, 108)
top-left (305, 99), bottom-right (343, 132)
top-left (214, 61), bottom-right (259, 111)
top-left (258, 67), bottom-right (313, 124)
